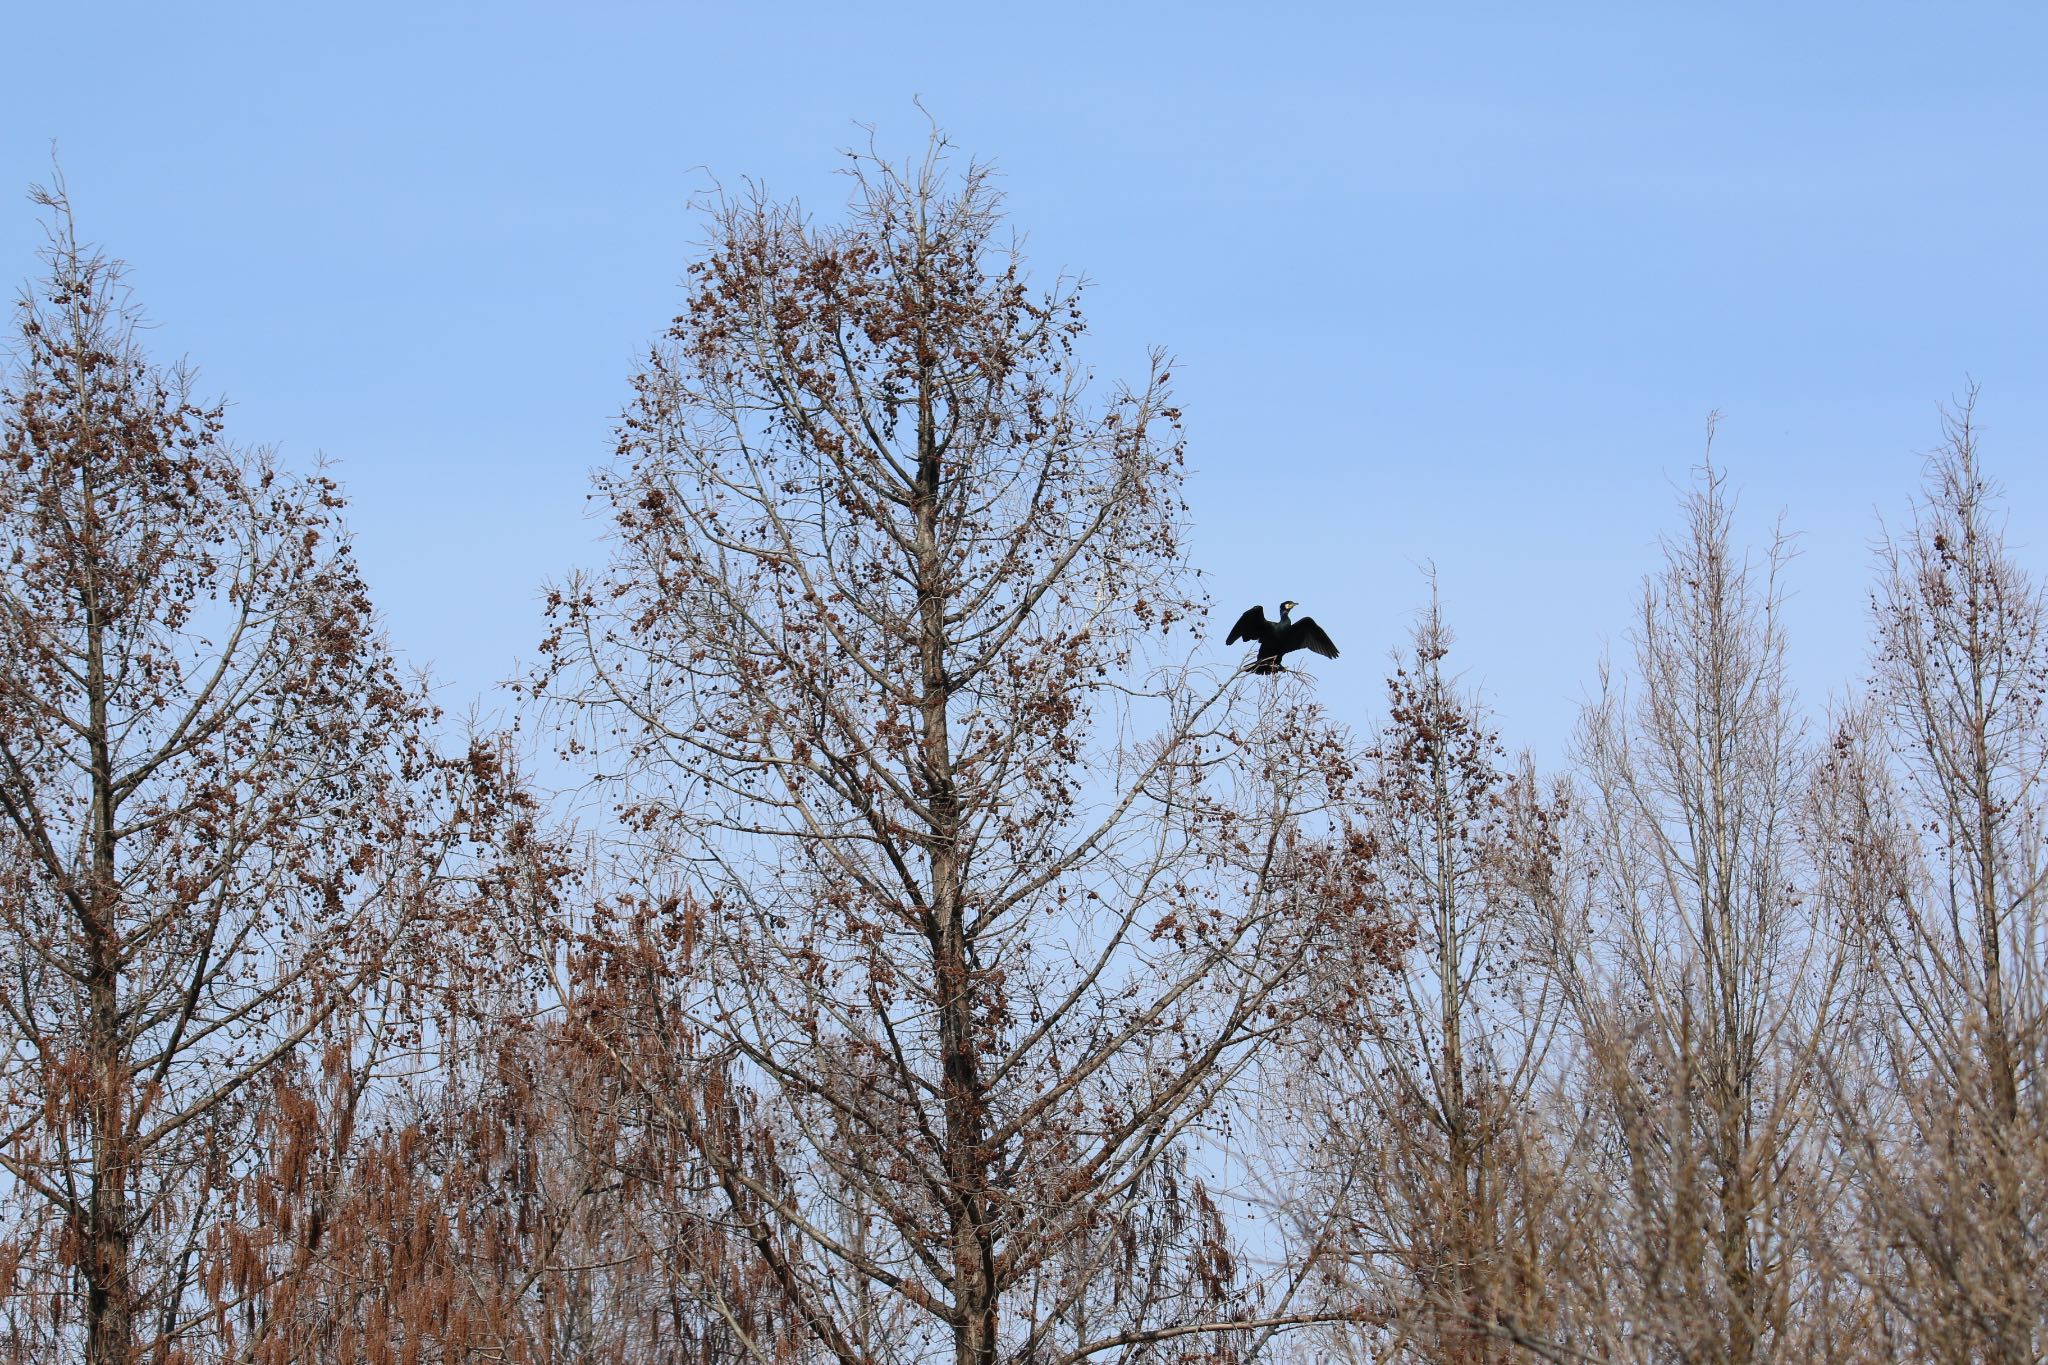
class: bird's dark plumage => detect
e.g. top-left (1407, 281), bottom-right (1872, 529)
top-left (1225, 601), bottom-right (1339, 674)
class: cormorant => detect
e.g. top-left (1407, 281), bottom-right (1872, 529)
top-left (1225, 601), bottom-right (1339, 674)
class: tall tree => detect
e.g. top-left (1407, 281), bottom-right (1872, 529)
top-left (535, 133), bottom-right (1379, 1365)
top-left (1302, 598), bottom-right (1569, 1364)
top-left (1554, 453), bottom-right (1843, 1362)
top-left (0, 184), bottom-right (531, 1364)
top-left (1816, 394), bottom-right (2048, 1362)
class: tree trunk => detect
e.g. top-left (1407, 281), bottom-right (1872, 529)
top-left (914, 372), bottom-right (997, 1365)
top-left (82, 482), bottom-right (134, 1365)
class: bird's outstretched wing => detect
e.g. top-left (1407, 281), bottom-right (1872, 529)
top-left (1225, 605), bottom-right (1269, 646)
top-left (1288, 617), bottom-right (1340, 659)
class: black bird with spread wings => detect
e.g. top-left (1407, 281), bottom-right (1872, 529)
top-left (1225, 600), bottom-right (1340, 675)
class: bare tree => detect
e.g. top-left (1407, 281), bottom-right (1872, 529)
top-left (0, 184), bottom-right (534, 1365)
top-left (1815, 393), bottom-right (2048, 1362)
top-left (532, 131), bottom-right (1382, 1365)
top-left (1552, 451), bottom-right (1845, 1362)
top-left (1297, 596), bottom-right (1571, 1363)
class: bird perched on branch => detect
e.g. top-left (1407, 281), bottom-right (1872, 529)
top-left (1225, 601), bottom-right (1340, 675)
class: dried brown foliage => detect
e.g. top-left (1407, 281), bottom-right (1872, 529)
top-left (235, 992), bottom-right (803, 1365)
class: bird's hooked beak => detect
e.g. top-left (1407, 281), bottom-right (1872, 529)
top-left (1280, 600), bottom-right (1297, 612)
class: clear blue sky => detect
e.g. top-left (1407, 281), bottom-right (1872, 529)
top-left (5, 2), bottom-right (2043, 764)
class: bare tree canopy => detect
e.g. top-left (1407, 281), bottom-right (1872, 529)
top-left (531, 133), bottom-right (1386, 1365)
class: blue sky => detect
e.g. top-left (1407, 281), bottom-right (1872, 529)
top-left (4, 2), bottom-right (2043, 764)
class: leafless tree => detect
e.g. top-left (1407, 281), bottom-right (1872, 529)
top-left (1814, 393), bottom-right (2048, 1362)
top-left (0, 183), bottom-right (540, 1365)
top-left (1294, 596), bottom-right (1572, 1363)
top-left (1550, 449), bottom-right (1847, 1362)
top-left (531, 131), bottom-right (1386, 1365)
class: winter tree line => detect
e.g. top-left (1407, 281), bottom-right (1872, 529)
top-left (1, 136), bottom-right (2042, 1365)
